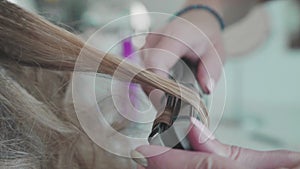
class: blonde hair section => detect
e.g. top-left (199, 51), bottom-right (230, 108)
top-left (0, 1), bottom-right (209, 168)
top-left (0, 1), bottom-right (208, 124)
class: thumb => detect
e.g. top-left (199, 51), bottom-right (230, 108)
top-left (131, 145), bottom-right (248, 169)
top-left (188, 117), bottom-right (300, 169)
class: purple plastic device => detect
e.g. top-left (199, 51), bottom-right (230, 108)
top-left (122, 38), bottom-right (136, 105)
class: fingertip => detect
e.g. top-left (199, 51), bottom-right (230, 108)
top-left (197, 62), bottom-right (210, 94)
top-left (133, 145), bottom-right (177, 169)
top-left (206, 78), bottom-right (215, 94)
top-left (131, 149), bottom-right (148, 168)
top-left (196, 59), bottom-right (219, 95)
top-left (132, 145), bottom-right (161, 169)
top-left (134, 145), bottom-right (151, 155)
top-left (134, 145), bottom-right (150, 153)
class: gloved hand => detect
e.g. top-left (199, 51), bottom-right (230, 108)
top-left (142, 8), bottom-right (225, 95)
top-left (131, 117), bottom-right (300, 169)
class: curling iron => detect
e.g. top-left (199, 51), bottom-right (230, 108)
top-left (148, 58), bottom-right (207, 150)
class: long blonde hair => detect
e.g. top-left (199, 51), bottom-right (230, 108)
top-left (0, 1), bottom-right (208, 168)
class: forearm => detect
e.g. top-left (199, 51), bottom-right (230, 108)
top-left (184, 0), bottom-right (260, 26)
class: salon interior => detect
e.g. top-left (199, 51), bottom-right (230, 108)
top-left (8, 0), bottom-right (300, 151)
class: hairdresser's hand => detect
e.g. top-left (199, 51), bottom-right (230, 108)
top-left (142, 3), bottom-right (225, 94)
top-left (131, 118), bottom-right (300, 169)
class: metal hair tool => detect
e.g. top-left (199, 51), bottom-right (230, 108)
top-left (148, 58), bottom-right (207, 150)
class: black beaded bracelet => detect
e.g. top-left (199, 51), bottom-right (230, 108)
top-left (174, 4), bottom-right (225, 31)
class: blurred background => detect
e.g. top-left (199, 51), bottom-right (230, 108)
top-left (8, 0), bottom-right (300, 151)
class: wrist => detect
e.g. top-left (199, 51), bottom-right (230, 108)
top-left (184, 0), bottom-right (224, 17)
top-left (175, 4), bottom-right (225, 31)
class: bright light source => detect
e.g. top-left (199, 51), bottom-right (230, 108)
top-left (130, 1), bottom-right (151, 31)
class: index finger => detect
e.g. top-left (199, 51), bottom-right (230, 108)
top-left (188, 117), bottom-right (300, 169)
top-left (134, 145), bottom-right (249, 169)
